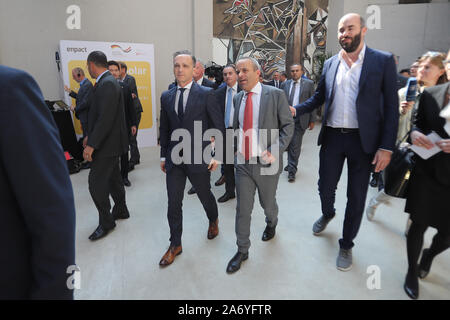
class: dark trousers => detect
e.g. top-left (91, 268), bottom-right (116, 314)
top-left (129, 111), bottom-right (141, 165)
top-left (166, 165), bottom-right (218, 247)
top-left (88, 156), bottom-right (126, 229)
top-left (318, 127), bottom-right (372, 250)
top-left (287, 124), bottom-right (306, 174)
top-left (120, 151), bottom-right (129, 180)
top-left (224, 163), bottom-right (235, 195)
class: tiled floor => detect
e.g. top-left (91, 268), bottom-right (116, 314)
top-left (71, 124), bottom-right (449, 300)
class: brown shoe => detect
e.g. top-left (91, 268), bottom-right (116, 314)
top-left (215, 175), bottom-right (226, 186)
top-left (207, 218), bottom-right (219, 240)
top-left (159, 246), bottom-right (182, 267)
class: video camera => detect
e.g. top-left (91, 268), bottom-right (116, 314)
top-left (204, 61), bottom-right (224, 86)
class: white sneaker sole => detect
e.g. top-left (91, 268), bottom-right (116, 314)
top-left (337, 264), bottom-right (353, 272)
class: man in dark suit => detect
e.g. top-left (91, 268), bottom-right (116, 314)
top-left (226, 57), bottom-right (294, 273)
top-left (119, 61), bottom-right (143, 170)
top-left (267, 71), bottom-right (282, 88)
top-left (215, 64), bottom-right (241, 203)
top-left (159, 50), bottom-right (225, 267)
top-left (291, 13), bottom-right (399, 271)
top-left (193, 60), bottom-right (216, 89)
top-left (108, 61), bottom-right (137, 187)
top-left (281, 64), bottom-right (316, 182)
top-left (0, 65), bottom-right (76, 299)
top-left (64, 67), bottom-right (93, 139)
top-left (84, 51), bottom-right (130, 241)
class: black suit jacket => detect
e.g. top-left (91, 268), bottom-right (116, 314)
top-left (0, 65), bottom-right (76, 299)
top-left (119, 80), bottom-right (137, 130)
top-left (159, 82), bottom-right (225, 173)
top-left (267, 79), bottom-right (282, 89)
top-left (201, 77), bottom-right (217, 89)
top-left (87, 71), bottom-right (128, 158)
top-left (123, 74), bottom-right (143, 113)
top-left (69, 78), bottom-right (93, 130)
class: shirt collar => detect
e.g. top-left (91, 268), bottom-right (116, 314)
top-left (339, 43), bottom-right (366, 65)
top-left (246, 82), bottom-right (262, 96)
top-left (96, 70), bottom-right (109, 83)
top-left (178, 81), bottom-right (193, 91)
top-left (80, 78), bottom-right (87, 85)
top-left (227, 82), bottom-right (238, 91)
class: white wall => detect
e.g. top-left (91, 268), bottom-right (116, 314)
top-left (326, 0), bottom-right (450, 69)
top-left (0, 0), bottom-right (213, 117)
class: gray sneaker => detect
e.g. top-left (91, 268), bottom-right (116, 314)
top-left (336, 248), bottom-right (353, 271)
top-left (312, 215), bottom-right (334, 235)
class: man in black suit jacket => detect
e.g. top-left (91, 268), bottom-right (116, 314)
top-left (119, 62), bottom-right (143, 169)
top-left (193, 60), bottom-right (217, 89)
top-left (267, 71), bottom-right (282, 88)
top-left (84, 51), bottom-right (130, 241)
top-left (64, 67), bottom-right (93, 138)
top-left (215, 64), bottom-right (241, 202)
top-left (108, 61), bottom-right (137, 187)
top-left (0, 65), bottom-right (76, 299)
top-left (159, 50), bottom-right (225, 266)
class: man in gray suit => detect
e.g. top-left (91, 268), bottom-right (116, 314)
top-left (281, 64), bottom-right (316, 182)
top-left (226, 57), bottom-right (294, 274)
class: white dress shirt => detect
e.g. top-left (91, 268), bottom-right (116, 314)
top-left (289, 79), bottom-right (301, 106)
top-left (326, 44), bottom-right (366, 129)
top-left (238, 82), bottom-right (262, 157)
top-left (196, 78), bottom-right (203, 86)
top-left (174, 81), bottom-right (193, 115)
top-left (225, 82), bottom-right (238, 128)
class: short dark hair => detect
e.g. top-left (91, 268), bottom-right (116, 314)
top-left (223, 64), bottom-right (237, 72)
top-left (290, 63), bottom-right (304, 71)
top-left (399, 68), bottom-right (410, 74)
top-left (173, 50), bottom-right (196, 66)
top-left (87, 51), bottom-right (108, 68)
top-left (118, 61), bottom-right (127, 71)
top-left (107, 60), bottom-right (120, 69)
top-left (281, 71), bottom-right (287, 77)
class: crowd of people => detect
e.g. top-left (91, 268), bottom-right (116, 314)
top-left (1, 12), bottom-right (448, 300)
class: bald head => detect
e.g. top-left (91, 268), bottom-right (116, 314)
top-left (338, 13), bottom-right (367, 53)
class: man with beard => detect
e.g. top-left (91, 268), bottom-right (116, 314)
top-left (290, 13), bottom-right (398, 271)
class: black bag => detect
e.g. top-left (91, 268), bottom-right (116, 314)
top-left (383, 133), bottom-right (416, 199)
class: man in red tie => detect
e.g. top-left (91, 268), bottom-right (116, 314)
top-left (226, 57), bottom-right (294, 273)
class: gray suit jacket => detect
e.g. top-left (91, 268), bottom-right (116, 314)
top-left (281, 78), bottom-right (316, 130)
top-left (232, 84), bottom-right (294, 170)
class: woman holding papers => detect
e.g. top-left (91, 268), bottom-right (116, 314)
top-left (402, 53), bottom-right (449, 299)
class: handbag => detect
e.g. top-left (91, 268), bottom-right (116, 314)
top-left (383, 132), bottom-right (416, 198)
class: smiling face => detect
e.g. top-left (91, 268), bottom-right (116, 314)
top-left (236, 59), bottom-right (260, 92)
top-left (337, 14), bottom-right (366, 53)
top-left (174, 54), bottom-right (194, 87)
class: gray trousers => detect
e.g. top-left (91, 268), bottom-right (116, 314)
top-left (287, 124), bottom-right (306, 174)
top-left (129, 111), bottom-right (141, 164)
top-left (235, 161), bottom-right (281, 253)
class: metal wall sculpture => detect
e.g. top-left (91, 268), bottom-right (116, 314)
top-left (213, 0), bottom-right (328, 82)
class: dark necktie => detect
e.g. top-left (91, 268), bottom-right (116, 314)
top-left (289, 81), bottom-right (297, 106)
top-left (178, 88), bottom-right (186, 121)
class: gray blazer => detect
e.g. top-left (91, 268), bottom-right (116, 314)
top-left (281, 78), bottom-right (316, 130)
top-left (232, 84), bottom-right (294, 167)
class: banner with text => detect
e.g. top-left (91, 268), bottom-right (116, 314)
top-left (59, 40), bottom-right (157, 147)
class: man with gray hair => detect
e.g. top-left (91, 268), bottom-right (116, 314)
top-left (226, 57), bottom-right (294, 274)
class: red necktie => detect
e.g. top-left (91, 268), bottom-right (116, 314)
top-left (243, 92), bottom-right (253, 160)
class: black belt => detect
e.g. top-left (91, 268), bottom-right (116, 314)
top-left (326, 126), bottom-right (359, 134)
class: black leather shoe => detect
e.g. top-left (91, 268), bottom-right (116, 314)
top-left (187, 186), bottom-right (196, 195)
top-left (404, 270), bottom-right (419, 300)
top-left (128, 164), bottom-right (135, 172)
top-left (226, 252), bottom-right (249, 274)
top-left (89, 224), bottom-right (115, 241)
top-left (262, 225), bottom-right (276, 241)
top-left (288, 172), bottom-right (295, 182)
top-left (81, 162), bottom-right (91, 170)
top-left (218, 193), bottom-right (235, 203)
top-left (284, 166), bottom-right (289, 171)
top-left (215, 175), bottom-right (226, 186)
top-left (419, 249), bottom-right (432, 279)
top-left (112, 205), bottom-right (130, 220)
top-left (123, 178), bottom-right (131, 187)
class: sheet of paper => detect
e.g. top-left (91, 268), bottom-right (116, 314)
top-left (409, 131), bottom-right (443, 160)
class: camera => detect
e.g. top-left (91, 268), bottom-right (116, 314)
top-left (204, 61), bottom-right (224, 86)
